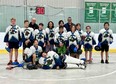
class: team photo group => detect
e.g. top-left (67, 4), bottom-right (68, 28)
top-left (4, 17), bottom-right (113, 70)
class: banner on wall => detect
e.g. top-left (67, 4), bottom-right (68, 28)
top-left (111, 3), bottom-right (116, 23)
top-left (85, 2), bottom-right (99, 23)
top-left (98, 2), bottom-right (110, 23)
top-left (84, 2), bottom-right (116, 23)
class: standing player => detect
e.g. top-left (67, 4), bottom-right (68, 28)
top-left (21, 20), bottom-right (34, 61)
top-left (67, 25), bottom-right (80, 58)
top-left (83, 26), bottom-right (96, 63)
top-left (45, 21), bottom-right (55, 52)
top-left (54, 26), bottom-right (67, 56)
top-left (34, 23), bottom-right (46, 51)
top-left (75, 23), bottom-right (83, 58)
top-left (55, 20), bottom-right (67, 34)
top-left (98, 22), bottom-right (113, 64)
top-left (4, 18), bottom-right (21, 65)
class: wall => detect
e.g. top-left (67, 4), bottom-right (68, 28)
top-left (0, 0), bottom-right (84, 32)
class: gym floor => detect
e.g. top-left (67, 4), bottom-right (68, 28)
top-left (0, 53), bottom-right (116, 84)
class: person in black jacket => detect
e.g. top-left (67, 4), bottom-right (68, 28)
top-left (29, 18), bottom-right (38, 30)
top-left (64, 17), bottom-right (75, 32)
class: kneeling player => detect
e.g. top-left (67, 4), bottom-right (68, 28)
top-left (24, 40), bottom-right (42, 67)
top-left (39, 51), bottom-right (86, 70)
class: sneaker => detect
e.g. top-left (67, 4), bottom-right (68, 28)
top-left (12, 60), bottom-right (19, 65)
top-left (105, 60), bottom-right (109, 64)
top-left (77, 62), bottom-right (87, 70)
top-left (7, 60), bottom-right (12, 65)
top-left (80, 63), bottom-right (87, 70)
top-left (101, 60), bottom-right (104, 63)
top-left (63, 63), bottom-right (67, 69)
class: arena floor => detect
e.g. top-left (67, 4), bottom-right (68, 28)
top-left (0, 53), bottom-right (116, 84)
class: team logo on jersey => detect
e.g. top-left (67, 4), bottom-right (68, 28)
top-left (49, 30), bottom-right (54, 37)
top-left (36, 32), bottom-right (44, 40)
top-left (103, 31), bottom-right (110, 38)
top-left (85, 36), bottom-right (92, 42)
top-left (45, 56), bottom-right (53, 66)
top-left (57, 36), bottom-right (65, 43)
top-left (24, 29), bottom-right (30, 36)
top-left (69, 35), bottom-right (77, 42)
top-left (10, 27), bottom-right (18, 34)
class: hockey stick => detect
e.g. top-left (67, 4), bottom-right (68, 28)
top-left (6, 62), bottom-right (24, 70)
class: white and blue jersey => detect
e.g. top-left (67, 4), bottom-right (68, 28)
top-left (55, 27), bottom-right (67, 34)
top-left (39, 51), bottom-right (62, 69)
top-left (76, 29), bottom-right (83, 36)
top-left (98, 28), bottom-right (113, 45)
top-left (34, 29), bottom-right (46, 47)
top-left (83, 31), bottom-right (96, 48)
top-left (45, 28), bottom-right (55, 44)
top-left (4, 25), bottom-right (21, 42)
top-left (67, 31), bottom-right (80, 46)
top-left (24, 45), bottom-right (42, 58)
top-left (38, 51), bottom-right (85, 69)
top-left (76, 29), bottom-right (83, 45)
top-left (54, 32), bottom-right (67, 46)
top-left (67, 31), bottom-right (80, 53)
top-left (21, 27), bottom-right (34, 42)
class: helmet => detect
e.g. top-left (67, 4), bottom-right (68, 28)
top-left (26, 64), bottom-right (38, 70)
top-left (77, 49), bottom-right (83, 54)
top-left (94, 45), bottom-right (101, 51)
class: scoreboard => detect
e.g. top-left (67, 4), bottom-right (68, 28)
top-left (36, 7), bottom-right (45, 15)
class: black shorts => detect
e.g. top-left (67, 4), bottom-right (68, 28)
top-left (101, 44), bottom-right (109, 52)
top-left (23, 41), bottom-right (33, 49)
top-left (78, 45), bottom-right (82, 50)
top-left (9, 42), bottom-right (19, 49)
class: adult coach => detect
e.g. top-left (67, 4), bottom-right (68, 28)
top-left (29, 18), bottom-right (38, 30)
top-left (64, 17), bottom-right (75, 32)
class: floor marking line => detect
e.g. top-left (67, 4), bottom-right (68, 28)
top-left (19, 69), bottom-right (116, 81)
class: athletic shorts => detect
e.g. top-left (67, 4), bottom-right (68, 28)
top-left (84, 44), bottom-right (92, 51)
top-left (78, 45), bottom-right (82, 50)
top-left (25, 56), bottom-right (32, 62)
top-left (9, 42), bottom-right (19, 49)
top-left (101, 44), bottom-right (109, 52)
top-left (84, 48), bottom-right (92, 51)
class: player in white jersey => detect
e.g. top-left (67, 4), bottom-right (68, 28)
top-left (38, 51), bottom-right (86, 69)
top-left (45, 21), bottom-right (55, 52)
top-left (55, 20), bottom-right (67, 34)
top-left (4, 18), bottom-right (21, 65)
top-left (21, 20), bottom-right (34, 61)
top-left (75, 23), bottom-right (84, 58)
top-left (24, 40), bottom-right (42, 68)
top-left (82, 26), bottom-right (96, 63)
top-left (54, 26), bottom-right (67, 56)
top-left (98, 22), bottom-right (113, 64)
top-left (67, 25), bottom-right (81, 58)
top-left (34, 23), bottom-right (46, 51)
